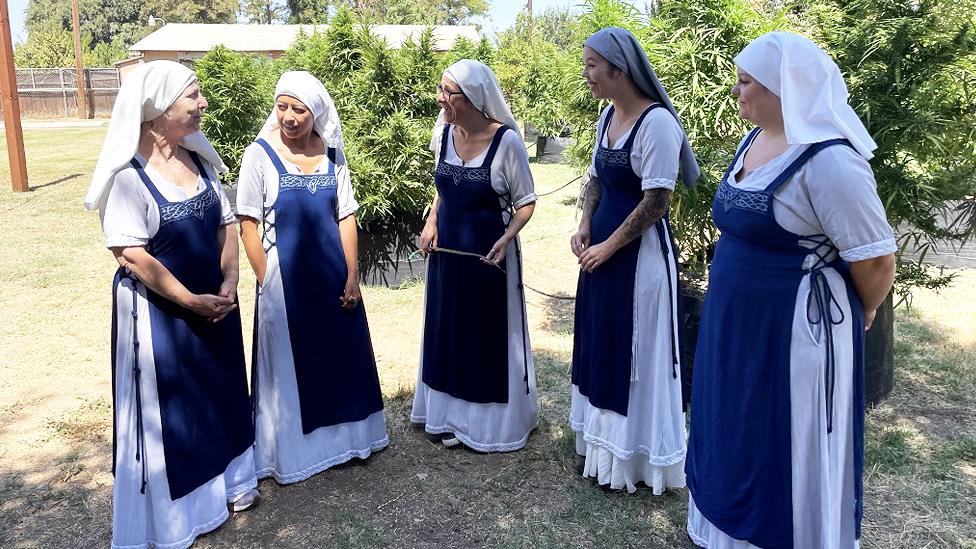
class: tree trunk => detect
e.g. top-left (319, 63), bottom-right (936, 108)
top-left (535, 135), bottom-right (547, 161)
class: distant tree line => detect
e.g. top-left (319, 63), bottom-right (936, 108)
top-left (14, 0), bottom-right (489, 67)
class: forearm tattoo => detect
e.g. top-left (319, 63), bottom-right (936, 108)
top-left (615, 188), bottom-right (672, 245)
top-left (580, 176), bottom-right (602, 224)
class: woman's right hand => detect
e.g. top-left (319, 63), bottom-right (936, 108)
top-left (419, 221), bottom-right (438, 253)
top-left (185, 293), bottom-right (238, 322)
top-left (571, 226), bottom-right (591, 258)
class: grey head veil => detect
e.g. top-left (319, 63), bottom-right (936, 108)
top-left (584, 27), bottom-right (701, 186)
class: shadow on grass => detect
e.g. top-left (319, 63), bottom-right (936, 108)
top-left (538, 294), bottom-right (576, 336)
top-left (860, 310), bottom-right (976, 548)
top-left (30, 173), bottom-right (82, 191)
top-left (0, 396), bottom-right (113, 548)
top-left (7, 311), bottom-right (971, 548)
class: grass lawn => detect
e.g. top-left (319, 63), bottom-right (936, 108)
top-left (1, 128), bottom-right (974, 548)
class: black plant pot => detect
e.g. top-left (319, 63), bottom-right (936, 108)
top-left (864, 292), bottom-right (895, 407)
top-left (358, 215), bottom-right (427, 287)
top-left (680, 289), bottom-right (895, 411)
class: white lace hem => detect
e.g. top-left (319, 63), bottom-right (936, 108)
top-left (569, 419), bottom-right (687, 465)
top-left (256, 436), bottom-right (389, 484)
top-left (224, 477), bottom-right (258, 501)
top-left (575, 434), bottom-right (685, 494)
top-left (111, 508), bottom-right (227, 549)
top-left (412, 417), bottom-right (537, 453)
top-left (839, 237), bottom-right (896, 262)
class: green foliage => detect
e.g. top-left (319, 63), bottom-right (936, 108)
top-left (14, 23), bottom-right (130, 67)
top-left (195, 46), bottom-right (276, 184)
top-left (14, 26), bottom-right (76, 67)
top-left (239, 0), bottom-right (289, 23)
top-left (532, 7), bottom-right (582, 50)
top-left (800, 0), bottom-right (976, 297)
top-left (644, 0), bottom-right (791, 273)
top-left (200, 8), bottom-right (451, 224)
top-left (337, 0), bottom-right (488, 25)
top-left (287, 0), bottom-right (330, 23)
top-left (20, 0), bottom-right (236, 67)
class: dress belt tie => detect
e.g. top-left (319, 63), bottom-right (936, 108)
top-left (806, 267), bottom-right (846, 434)
top-left (127, 271), bottom-right (149, 494)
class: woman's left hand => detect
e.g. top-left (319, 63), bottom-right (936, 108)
top-left (578, 241), bottom-right (617, 273)
top-left (340, 277), bottom-right (362, 309)
top-left (212, 277), bottom-right (238, 322)
top-left (864, 308), bottom-right (877, 331)
top-left (483, 236), bottom-right (510, 266)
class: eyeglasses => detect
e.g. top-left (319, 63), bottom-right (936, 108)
top-left (436, 83), bottom-right (465, 99)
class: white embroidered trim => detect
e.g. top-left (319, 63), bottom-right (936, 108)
top-left (255, 436), bottom-right (389, 484)
top-left (234, 205), bottom-right (263, 221)
top-left (568, 420), bottom-right (687, 466)
top-left (111, 507), bottom-right (228, 549)
top-left (640, 177), bottom-right (677, 191)
top-left (337, 205), bottom-right (359, 220)
top-left (513, 193), bottom-right (538, 209)
top-left (839, 238), bottom-right (897, 262)
top-left (224, 477), bottom-right (258, 500)
top-left (105, 237), bottom-right (149, 248)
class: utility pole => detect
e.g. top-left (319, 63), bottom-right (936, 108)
top-left (0, 0), bottom-right (28, 192)
top-left (527, 0), bottom-right (533, 38)
top-left (71, 0), bottom-right (89, 119)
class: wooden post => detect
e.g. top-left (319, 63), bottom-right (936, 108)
top-left (71, 0), bottom-right (88, 119)
top-left (0, 0), bottom-right (28, 192)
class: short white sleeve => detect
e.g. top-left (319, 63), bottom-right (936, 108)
top-left (801, 146), bottom-right (897, 262)
top-left (101, 168), bottom-right (153, 248)
top-left (203, 162), bottom-right (235, 226)
top-left (236, 143), bottom-right (266, 221)
top-left (494, 129), bottom-right (537, 209)
top-left (587, 107), bottom-right (610, 179)
top-left (333, 148), bottom-right (359, 220)
top-left (630, 108), bottom-right (681, 191)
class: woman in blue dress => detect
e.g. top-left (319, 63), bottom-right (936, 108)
top-left (685, 32), bottom-right (897, 548)
top-left (85, 60), bottom-right (257, 549)
top-left (411, 60), bottom-right (539, 452)
top-left (570, 27), bottom-right (700, 494)
top-left (237, 71), bottom-right (387, 484)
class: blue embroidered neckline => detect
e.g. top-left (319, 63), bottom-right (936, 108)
top-left (435, 162), bottom-right (490, 185)
top-left (716, 179), bottom-right (771, 214)
top-left (279, 173), bottom-right (337, 195)
top-left (158, 186), bottom-right (219, 226)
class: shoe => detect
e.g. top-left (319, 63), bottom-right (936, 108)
top-left (229, 488), bottom-right (260, 512)
top-left (441, 433), bottom-right (461, 448)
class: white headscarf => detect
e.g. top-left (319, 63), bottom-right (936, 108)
top-left (734, 31), bottom-right (877, 159)
top-left (259, 71), bottom-right (343, 150)
top-left (84, 60), bottom-right (227, 211)
top-left (430, 59), bottom-right (520, 151)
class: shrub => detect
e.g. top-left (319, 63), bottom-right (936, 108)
top-left (194, 46), bottom-right (276, 184)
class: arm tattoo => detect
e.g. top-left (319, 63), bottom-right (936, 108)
top-left (614, 188), bottom-right (672, 245)
top-left (580, 176), bottom-right (602, 224)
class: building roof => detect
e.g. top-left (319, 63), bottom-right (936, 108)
top-left (128, 23), bottom-right (479, 54)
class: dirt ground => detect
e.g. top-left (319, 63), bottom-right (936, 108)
top-left (1, 128), bottom-right (974, 548)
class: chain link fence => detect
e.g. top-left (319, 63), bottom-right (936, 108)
top-left (0, 68), bottom-right (120, 119)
